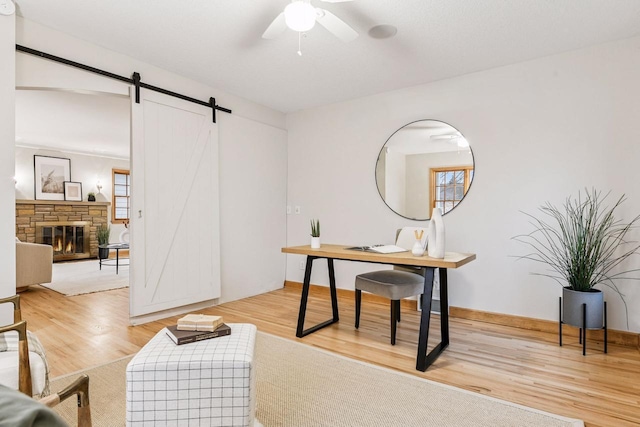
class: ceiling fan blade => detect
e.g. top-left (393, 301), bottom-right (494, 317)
top-left (262, 12), bottom-right (287, 39)
top-left (316, 8), bottom-right (358, 42)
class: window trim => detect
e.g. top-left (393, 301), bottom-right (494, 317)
top-left (111, 168), bottom-right (130, 225)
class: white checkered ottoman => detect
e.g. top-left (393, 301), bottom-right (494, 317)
top-left (126, 323), bottom-right (259, 427)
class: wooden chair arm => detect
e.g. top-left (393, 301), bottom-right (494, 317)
top-left (40, 375), bottom-right (92, 427)
top-left (0, 320), bottom-right (32, 395)
top-left (0, 294), bottom-right (22, 323)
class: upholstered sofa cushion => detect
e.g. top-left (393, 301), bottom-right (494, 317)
top-left (0, 384), bottom-right (66, 427)
top-left (16, 242), bottom-right (53, 290)
top-left (0, 331), bottom-right (49, 397)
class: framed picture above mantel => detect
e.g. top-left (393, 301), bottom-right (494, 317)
top-left (34, 155), bottom-right (71, 201)
top-left (64, 181), bottom-right (83, 202)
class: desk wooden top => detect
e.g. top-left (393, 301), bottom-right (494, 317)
top-left (282, 244), bottom-right (476, 269)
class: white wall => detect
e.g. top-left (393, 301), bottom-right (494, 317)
top-left (0, 11), bottom-right (16, 323)
top-left (14, 18), bottom-right (284, 130)
top-left (15, 147), bottom-right (130, 242)
top-left (286, 35), bottom-right (640, 332)
top-left (384, 151), bottom-right (406, 215)
top-left (1, 18), bottom-right (288, 307)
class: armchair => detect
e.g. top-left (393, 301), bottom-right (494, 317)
top-left (16, 240), bottom-right (53, 292)
top-left (0, 295), bottom-right (92, 426)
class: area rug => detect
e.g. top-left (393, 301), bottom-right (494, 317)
top-left (50, 332), bottom-right (584, 427)
top-left (41, 259), bottom-right (128, 296)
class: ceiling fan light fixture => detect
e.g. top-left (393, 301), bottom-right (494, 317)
top-left (284, 1), bottom-right (317, 32)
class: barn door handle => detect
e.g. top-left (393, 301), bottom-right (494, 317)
top-left (138, 210), bottom-right (142, 218)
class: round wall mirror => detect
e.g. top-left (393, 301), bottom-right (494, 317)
top-left (375, 120), bottom-right (475, 220)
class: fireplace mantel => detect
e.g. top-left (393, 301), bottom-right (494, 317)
top-left (16, 199), bottom-right (111, 207)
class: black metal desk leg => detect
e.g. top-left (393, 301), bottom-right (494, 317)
top-left (115, 249), bottom-right (119, 274)
top-left (328, 258), bottom-right (339, 322)
top-left (296, 256), bottom-right (315, 338)
top-left (416, 267), bottom-right (435, 371)
top-left (296, 256), bottom-right (341, 338)
top-left (439, 268), bottom-right (449, 346)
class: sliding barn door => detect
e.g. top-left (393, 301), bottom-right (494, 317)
top-left (129, 90), bottom-right (220, 318)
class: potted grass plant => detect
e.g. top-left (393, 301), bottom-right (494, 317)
top-left (310, 219), bottom-right (321, 249)
top-left (513, 189), bottom-right (640, 330)
top-left (97, 224), bottom-right (111, 259)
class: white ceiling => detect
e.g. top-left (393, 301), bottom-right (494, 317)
top-left (13, 0), bottom-right (640, 113)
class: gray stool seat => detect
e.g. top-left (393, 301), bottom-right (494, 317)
top-left (355, 271), bottom-right (424, 299)
top-left (355, 270), bottom-right (425, 345)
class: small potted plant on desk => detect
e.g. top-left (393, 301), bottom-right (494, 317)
top-left (97, 224), bottom-right (111, 259)
top-left (514, 189), bottom-right (640, 351)
top-left (310, 219), bottom-right (320, 249)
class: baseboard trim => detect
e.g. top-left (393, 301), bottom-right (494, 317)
top-left (283, 281), bottom-right (639, 348)
top-left (450, 306), bottom-right (639, 348)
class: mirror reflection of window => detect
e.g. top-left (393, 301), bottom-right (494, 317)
top-left (431, 166), bottom-right (473, 214)
top-left (375, 120), bottom-right (475, 220)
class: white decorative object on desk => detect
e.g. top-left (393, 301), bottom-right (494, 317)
top-left (411, 228), bottom-right (426, 256)
top-left (428, 207), bottom-right (445, 258)
top-left (311, 237), bottom-right (321, 249)
top-left (310, 219), bottom-right (321, 249)
top-left (412, 240), bottom-right (425, 256)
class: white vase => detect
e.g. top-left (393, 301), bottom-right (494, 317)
top-left (311, 237), bottom-right (321, 249)
top-left (412, 239), bottom-right (425, 257)
top-left (428, 207), bottom-right (445, 258)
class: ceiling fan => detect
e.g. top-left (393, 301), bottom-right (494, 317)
top-left (262, 0), bottom-right (358, 43)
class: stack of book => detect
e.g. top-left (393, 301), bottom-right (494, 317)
top-left (166, 314), bottom-right (231, 345)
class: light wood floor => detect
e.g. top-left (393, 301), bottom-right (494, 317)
top-left (19, 284), bottom-right (640, 427)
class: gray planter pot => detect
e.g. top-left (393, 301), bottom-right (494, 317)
top-left (98, 247), bottom-right (110, 260)
top-left (562, 287), bottom-right (604, 329)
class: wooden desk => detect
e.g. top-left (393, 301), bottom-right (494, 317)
top-left (281, 244), bottom-right (476, 371)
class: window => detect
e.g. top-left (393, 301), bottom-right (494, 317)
top-left (430, 166), bottom-right (473, 215)
top-left (112, 169), bottom-right (130, 224)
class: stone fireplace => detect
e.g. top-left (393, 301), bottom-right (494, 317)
top-left (16, 200), bottom-right (110, 261)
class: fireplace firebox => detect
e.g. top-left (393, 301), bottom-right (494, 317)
top-left (36, 221), bottom-right (91, 261)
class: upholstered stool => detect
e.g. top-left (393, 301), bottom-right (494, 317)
top-left (126, 323), bottom-right (259, 427)
top-left (355, 270), bottom-right (424, 345)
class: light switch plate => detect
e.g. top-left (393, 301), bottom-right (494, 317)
top-left (0, 0), bottom-right (15, 16)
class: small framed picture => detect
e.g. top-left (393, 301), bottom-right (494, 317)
top-left (64, 181), bottom-right (83, 202)
top-left (34, 155), bottom-right (71, 200)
